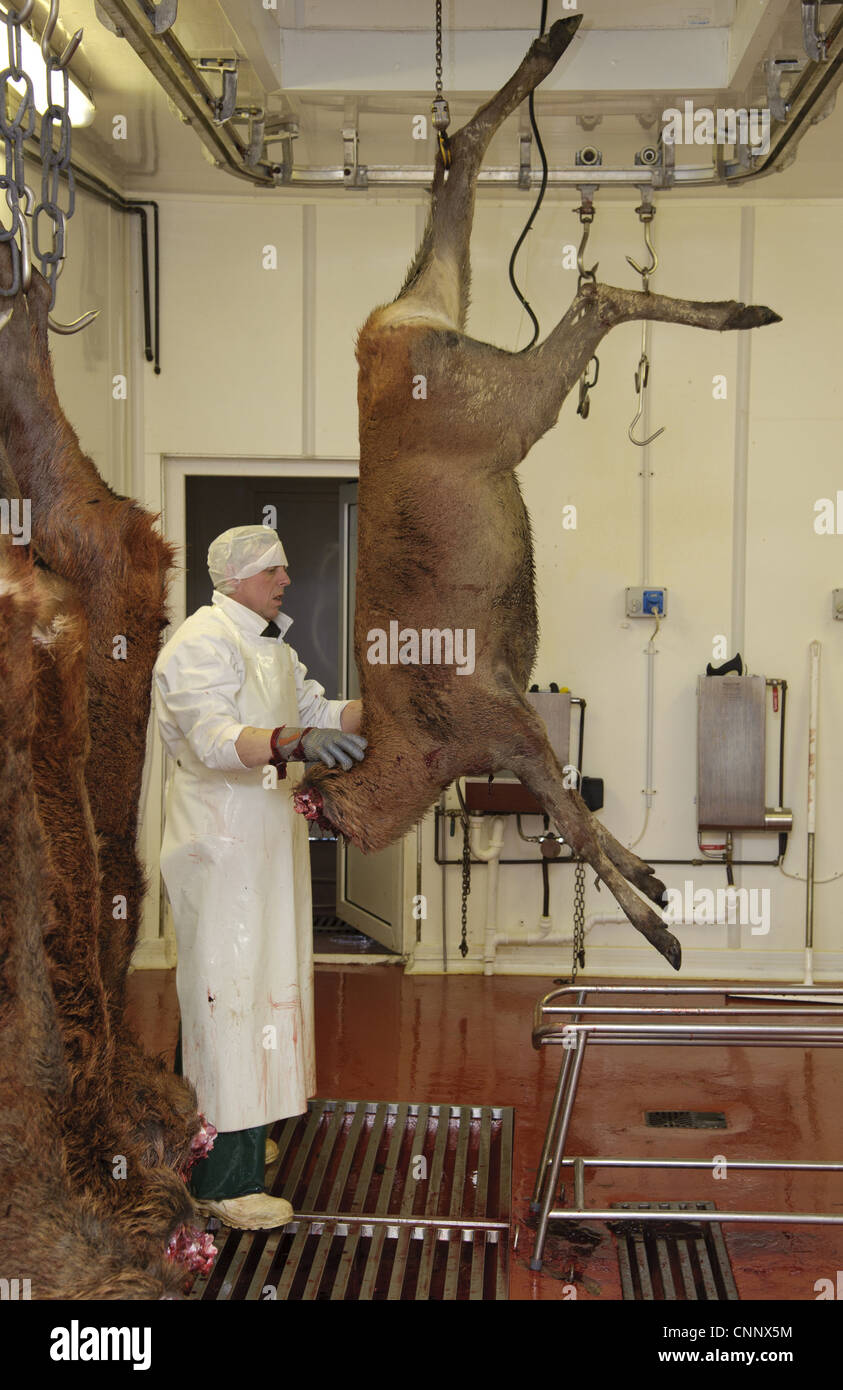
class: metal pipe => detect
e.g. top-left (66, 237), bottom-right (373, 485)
top-left (805, 640), bottom-right (820, 984)
top-left (559, 1157), bottom-right (843, 1172)
top-left (415, 820), bottom-right (423, 946)
top-left (540, 1004), bottom-right (843, 1016)
top-left (435, 810), bottom-right (783, 867)
top-left (539, 983), bottom-right (840, 997)
top-left (543, 1208), bottom-right (843, 1226)
top-left (292, 1212), bottom-right (509, 1232)
top-left (439, 792), bottom-right (447, 973)
top-left (530, 988), bottom-right (585, 1210)
top-left (529, 1030), bottom-right (586, 1271)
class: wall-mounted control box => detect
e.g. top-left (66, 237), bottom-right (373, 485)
top-left (626, 586), bottom-right (667, 618)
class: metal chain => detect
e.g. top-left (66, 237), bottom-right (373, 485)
top-left (0, 3), bottom-right (36, 298)
top-left (569, 858), bottom-right (586, 982)
top-left (34, 32), bottom-right (75, 313)
top-left (459, 815), bottom-right (471, 958)
top-left (431, 0), bottom-right (450, 168)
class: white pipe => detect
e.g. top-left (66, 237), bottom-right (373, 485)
top-left (730, 207), bottom-right (755, 661)
top-left (492, 915), bottom-right (629, 954)
top-left (468, 823), bottom-right (662, 973)
top-left (644, 632), bottom-right (656, 809)
top-left (468, 816), bottom-right (506, 976)
top-left (804, 640), bottom-right (821, 985)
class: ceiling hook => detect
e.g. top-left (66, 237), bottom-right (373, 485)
top-left (626, 196), bottom-right (658, 289)
top-left (574, 186), bottom-right (599, 291)
top-left (40, 0), bottom-right (59, 62)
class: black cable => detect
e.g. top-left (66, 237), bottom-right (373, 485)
top-left (508, 0), bottom-right (549, 351)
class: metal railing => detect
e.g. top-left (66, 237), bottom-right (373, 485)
top-left (529, 983), bottom-right (843, 1272)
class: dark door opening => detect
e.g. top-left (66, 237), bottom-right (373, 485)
top-left (185, 474), bottom-right (344, 924)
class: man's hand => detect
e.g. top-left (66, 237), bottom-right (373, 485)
top-left (235, 724), bottom-right (367, 770)
top-left (269, 725), bottom-right (367, 772)
top-left (341, 699), bottom-right (363, 734)
top-left (297, 728), bottom-right (367, 771)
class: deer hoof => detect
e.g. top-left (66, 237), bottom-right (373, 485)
top-left (544, 16), bottom-right (584, 57)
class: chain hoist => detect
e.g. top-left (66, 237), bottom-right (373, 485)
top-left (34, 4), bottom-right (81, 314)
top-left (459, 814), bottom-right (471, 958)
top-left (0, 0), bottom-right (36, 300)
top-left (569, 858), bottom-right (586, 983)
top-left (431, 0), bottom-right (451, 169)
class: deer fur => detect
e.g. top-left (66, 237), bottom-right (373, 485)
top-left (295, 16), bottom-right (781, 969)
top-left (0, 534), bottom-right (185, 1298)
top-left (0, 249), bottom-right (204, 1293)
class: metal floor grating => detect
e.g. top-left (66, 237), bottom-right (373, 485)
top-left (188, 1099), bottom-right (513, 1301)
top-left (611, 1201), bottom-right (739, 1301)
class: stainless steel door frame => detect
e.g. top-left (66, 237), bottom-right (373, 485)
top-left (337, 483), bottom-right (403, 952)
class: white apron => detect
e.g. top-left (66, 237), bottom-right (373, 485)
top-left (158, 606), bottom-right (317, 1132)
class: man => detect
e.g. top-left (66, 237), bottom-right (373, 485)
top-left (153, 524), bottom-right (365, 1230)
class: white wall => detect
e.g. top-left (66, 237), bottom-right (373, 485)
top-left (49, 179), bottom-right (843, 980)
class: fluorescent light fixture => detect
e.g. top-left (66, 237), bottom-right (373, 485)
top-left (0, 6), bottom-right (95, 127)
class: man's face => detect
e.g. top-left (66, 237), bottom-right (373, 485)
top-left (232, 565), bottom-right (291, 622)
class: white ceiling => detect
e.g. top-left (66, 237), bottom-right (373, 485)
top-left (33, 0), bottom-right (843, 199)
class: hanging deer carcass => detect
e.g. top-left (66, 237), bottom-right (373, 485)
top-left (294, 16), bottom-right (781, 968)
top-left (0, 249), bottom-right (214, 1291)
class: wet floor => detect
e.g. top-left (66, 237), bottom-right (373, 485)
top-left (127, 966), bottom-right (843, 1301)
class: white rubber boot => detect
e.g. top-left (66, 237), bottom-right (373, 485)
top-left (196, 1193), bottom-right (294, 1230)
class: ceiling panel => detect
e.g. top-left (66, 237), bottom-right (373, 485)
top-left (27, 0), bottom-right (842, 199)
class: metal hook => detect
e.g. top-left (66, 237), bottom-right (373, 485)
top-left (48, 307), bottom-right (99, 333)
top-left (626, 197), bottom-right (659, 288)
top-left (625, 216), bottom-right (658, 283)
top-left (628, 348), bottom-right (665, 447)
top-left (18, 185), bottom-right (33, 292)
top-left (40, 0), bottom-right (59, 62)
top-left (575, 191), bottom-right (599, 289)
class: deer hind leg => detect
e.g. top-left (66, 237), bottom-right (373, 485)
top-left (496, 699), bottom-right (680, 969)
top-left (398, 16), bottom-right (582, 327)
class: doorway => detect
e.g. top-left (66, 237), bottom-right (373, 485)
top-left (182, 473), bottom-right (403, 955)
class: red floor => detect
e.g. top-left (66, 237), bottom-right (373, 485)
top-left (126, 965), bottom-right (843, 1302)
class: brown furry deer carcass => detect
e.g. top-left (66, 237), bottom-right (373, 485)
top-left (0, 249), bottom-right (213, 1291)
top-left (0, 521), bottom-right (188, 1299)
top-left (294, 16), bottom-right (781, 968)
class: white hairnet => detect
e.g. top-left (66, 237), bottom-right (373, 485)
top-left (207, 525), bottom-right (288, 595)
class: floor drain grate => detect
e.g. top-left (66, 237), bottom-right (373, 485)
top-left (611, 1201), bottom-right (739, 1301)
top-left (646, 1111), bottom-right (727, 1129)
top-left (188, 1099), bottom-right (513, 1301)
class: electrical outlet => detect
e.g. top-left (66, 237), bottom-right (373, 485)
top-left (833, 589), bottom-right (843, 620)
top-left (626, 586), bottom-right (667, 618)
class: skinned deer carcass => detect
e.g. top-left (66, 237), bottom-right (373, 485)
top-left (295, 16), bottom-right (781, 968)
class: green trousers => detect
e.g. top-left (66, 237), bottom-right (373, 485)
top-left (175, 1028), bottom-right (266, 1202)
